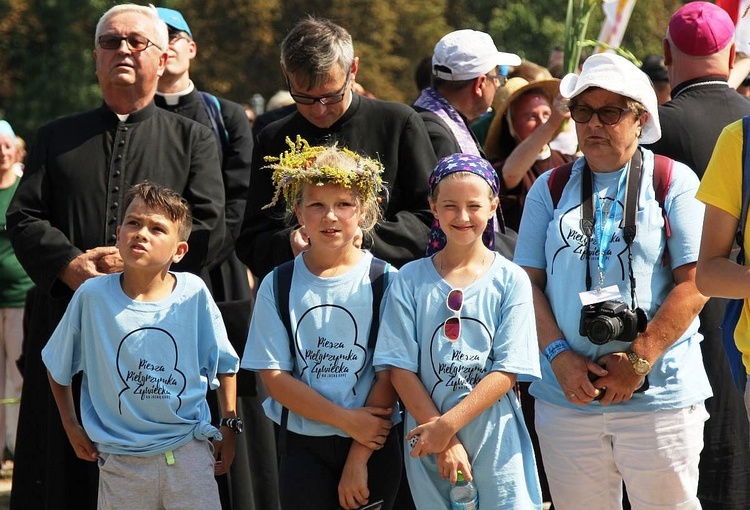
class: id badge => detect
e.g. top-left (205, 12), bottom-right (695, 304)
top-left (579, 285), bottom-right (620, 306)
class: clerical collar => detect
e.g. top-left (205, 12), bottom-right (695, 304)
top-left (671, 77), bottom-right (728, 99)
top-left (156, 81), bottom-right (195, 106)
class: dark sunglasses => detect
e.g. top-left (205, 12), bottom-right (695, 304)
top-left (569, 105), bottom-right (632, 125)
top-left (444, 289), bottom-right (464, 341)
top-left (97, 34), bottom-right (160, 52)
top-left (286, 71), bottom-right (351, 106)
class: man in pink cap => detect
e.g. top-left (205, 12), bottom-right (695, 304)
top-left (645, 2), bottom-right (750, 509)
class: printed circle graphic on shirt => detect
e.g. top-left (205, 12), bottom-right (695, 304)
top-left (295, 304), bottom-right (367, 389)
top-left (428, 317), bottom-right (493, 398)
top-left (550, 197), bottom-right (629, 280)
top-left (116, 327), bottom-right (187, 414)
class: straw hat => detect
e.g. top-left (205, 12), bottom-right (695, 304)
top-left (485, 77), bottom-right (560, 161)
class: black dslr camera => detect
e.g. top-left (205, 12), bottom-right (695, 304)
top-left (579, 301), bottom-right (646, 345)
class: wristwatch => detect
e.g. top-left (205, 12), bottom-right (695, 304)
top-left (219, 417), bottom-right (244, 434)
top-left (627, 351), bottom-right (652, 376)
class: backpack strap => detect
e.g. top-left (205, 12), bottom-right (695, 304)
top-left (738, 116), bottom-right (750, 260)
top-left (367, 258), bottom-right (389, 349)
top-left (273, 260), bottom-right (296, 359)
top-left (547, 161), bottom-right (575, 208)
top-left (652, 154), bottom-right (673, 239)
top-left (273, 259), bottom-right (295, 457)
top-left (199, 91), bottom-right (229, 150)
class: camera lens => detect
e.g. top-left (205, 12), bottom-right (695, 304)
top-left (587, 316), bottom-right (623, 345)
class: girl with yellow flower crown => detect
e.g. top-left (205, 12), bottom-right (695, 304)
top-left (242, 138), bottom-right (400, 510)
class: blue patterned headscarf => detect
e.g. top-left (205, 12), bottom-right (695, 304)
top-left (426, 153), bottom-right (501, 255)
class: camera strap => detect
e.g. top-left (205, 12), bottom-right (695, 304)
top-left (581, 150), bottom-right (643, 309)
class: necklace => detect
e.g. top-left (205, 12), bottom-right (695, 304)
top-left (439, 251), bottom-right (487, 286)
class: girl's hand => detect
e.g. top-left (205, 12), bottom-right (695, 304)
top-left (212, 432), bottom-right (236, 475)
top-left (436, 437), bottom-right (472, 484)
top-left (344, 407), bottom-right (393, 450)
top-left (63, 422), bottom-right (99, 462)
top-left (338, 447), bottom-right (370, 509)
top-left (406, 417), bottom-right (452, 458)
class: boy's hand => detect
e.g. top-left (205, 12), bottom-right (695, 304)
top-left (436, 437), bottom-right (472, 484)
top-left (343, 407), bottom-right (393, 450)
top-left (64, 422), bottom-right (99, 462)
top-left (338, 444), bottom-right (370, 509)
top-left (213, 432), bottom-right (236, 475)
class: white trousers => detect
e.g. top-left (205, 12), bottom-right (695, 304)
top-left (535, 400), bottom-right (707, 510)
top-left (0, 307), bottom-right (24, 457)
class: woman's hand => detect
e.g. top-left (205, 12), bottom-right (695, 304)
top-left (593, 352), bottom-right (646, 405)
top-left (338, 445), bottom-right (371, 509)
top-left (550, 350), bottom-right (608, 404)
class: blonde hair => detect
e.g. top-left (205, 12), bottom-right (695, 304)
top-left (263, 137), bottom-right (386, 233)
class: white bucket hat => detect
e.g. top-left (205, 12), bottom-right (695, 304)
top-left (559, 53), bottom-right (661, 144)
top-left (432, 29), bottom-right (521, 81)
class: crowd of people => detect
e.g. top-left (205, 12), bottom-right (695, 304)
top-left (4, 1), bottom-right (750, 509)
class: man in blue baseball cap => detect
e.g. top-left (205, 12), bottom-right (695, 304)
top-left (154, 8), bottom-right (279, 510)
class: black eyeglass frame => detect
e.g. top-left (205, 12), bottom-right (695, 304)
top-left (285, 69), bottom-right (352, 106)
top-left (568, 104), bottom-right (633, 126)
top-left (97, 34), bottom-right (161, 52)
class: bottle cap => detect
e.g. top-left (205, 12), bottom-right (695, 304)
top-left (456, 470), bottom-right (466, 483)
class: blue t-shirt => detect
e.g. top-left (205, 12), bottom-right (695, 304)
top-left (43, 272), bottom-right (239, 456)
top-left (374, 254), bottom-right (542, 509)
top-left (241, 251), bottom-right (399, 437)
top-left (514, 148), bottom-right (712, 412)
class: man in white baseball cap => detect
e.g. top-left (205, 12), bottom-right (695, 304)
top-left (414, 29), bottom-right (521, 159)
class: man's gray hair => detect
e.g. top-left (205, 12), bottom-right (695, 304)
top-left (95, 4), bottom-right (168, 51)
top-left (280, 17), bottom-right (355, 90)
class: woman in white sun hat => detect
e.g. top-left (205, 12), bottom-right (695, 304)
top-left (514, 52), bottom-right (710, 510)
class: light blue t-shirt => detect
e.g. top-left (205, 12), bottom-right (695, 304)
top-left (241, 251), bottom-right (399, 437)
top-left (514, 148), bottom-right (712, 412)
top-left (42, 272), bottom-right (240, 456)
top-left (374, 254), bottom-right (542, 510)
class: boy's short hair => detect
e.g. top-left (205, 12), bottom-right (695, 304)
top-left (124, 182), bottom-right (193, 241)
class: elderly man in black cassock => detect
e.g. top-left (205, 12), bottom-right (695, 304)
top-left (6, 4), bottom-right (224, 509)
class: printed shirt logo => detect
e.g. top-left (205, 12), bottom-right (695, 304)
top-left (116, 327), bottom-right (187, 413)
top-left (551, 198), bottom-right (629, 281)
top-left (428, 317), bottom-right (493, 396)
top-left (295, 305), bottom-right (366, 393)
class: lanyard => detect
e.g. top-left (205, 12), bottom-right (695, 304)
top-left (581, 150), bottom-right (643, 307)
top-left (593, 170), bottom-right (627, 288)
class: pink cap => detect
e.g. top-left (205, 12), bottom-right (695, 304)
top-left (668, 1), bottom-right (734, 57)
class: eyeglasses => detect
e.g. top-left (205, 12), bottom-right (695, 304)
top-left (569, 105), bottom-right (632, 125)
top-left (98, 34), bottom-right (160, 52)
top-left (286, 71), bottom-right (351, 106)
top-left (444, 289), bottom-right (464, 341)
top-left (168, 31), bottom-right (189, 45)
top-left (486, 73), bottom-right (508, 88)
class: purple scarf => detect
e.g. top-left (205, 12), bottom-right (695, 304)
top-left (414, 88), bottom-right (481, 156)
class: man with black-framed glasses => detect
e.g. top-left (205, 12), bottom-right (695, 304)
top-left (237, 17), bottom-right (437, 279)
top-left (6, 4), bottom-right (225, 510)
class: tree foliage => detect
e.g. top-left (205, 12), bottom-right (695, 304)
top-left (0, 0), bottom-right (684, 142)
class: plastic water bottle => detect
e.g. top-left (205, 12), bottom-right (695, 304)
top-left (450, 470), bottom-right (478, 510)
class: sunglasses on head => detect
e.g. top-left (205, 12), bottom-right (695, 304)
top-left (444, 289), bottom-right (464, 341)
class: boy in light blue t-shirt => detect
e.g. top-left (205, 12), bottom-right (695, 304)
top-left (43, 182), bottom-right (239, 510)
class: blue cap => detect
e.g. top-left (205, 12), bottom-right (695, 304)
top-left (0, 120), bottom-right (15, 138)
top-left (156, 7), bottom-right (193, 39)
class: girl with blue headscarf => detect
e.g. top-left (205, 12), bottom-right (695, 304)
top-left (374, 153), bottom-right (543, 509)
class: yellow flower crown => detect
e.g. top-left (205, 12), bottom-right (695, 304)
top-left (262, 136), bottom-right (386, 211)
